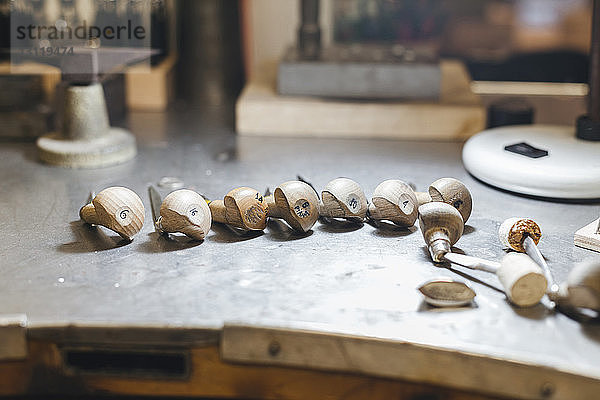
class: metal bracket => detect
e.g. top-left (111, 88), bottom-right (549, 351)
top-left (0, 314), bottom-right (27, 360)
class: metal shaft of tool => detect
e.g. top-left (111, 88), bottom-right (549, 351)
top-left (443, 252), bottom-right (500, 274)
top-left (523, 235), bottom-right (559, 297)
top-left (148, 185), bottom-right (165, 234)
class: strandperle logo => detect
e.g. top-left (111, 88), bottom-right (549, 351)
top-left (14, 20), bottom-right (147, 41)
top-left (10, 1), bottom-right (152, 74)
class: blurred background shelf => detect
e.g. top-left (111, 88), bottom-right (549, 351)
top-left (237, 59), bottom-right (485, 139)
top-left (125, 52), bottom-right (177, 112)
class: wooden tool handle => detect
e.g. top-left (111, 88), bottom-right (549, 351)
top-left (264, 195), bottom-right (281, 218)
top-left (320, 178), bottom-right (368, 219)
top-left (499, 217), bottom-right (541, 252)
top-left (371, 180), bottom-right (418, 227)
top-left (418, 202), bottom-right (464, 262)
top-left (497, 253), bottom-right (547, 307)
top-left (158, 189), bottom-right (212, 241)
top-left (319, 196), bottom-right (350, 219)
top-left (415, 191), bottom-right (432, 206)
top-left (79, 203), bottom-right (100, 225)
top-left (429, 178), bottom-right (473, 223)
top-left (209, 200), bottom-right (228, 224)
top-left (367, 203), bottom-right (382, 220)
top-left (78, 187), bottom-right (144, 240)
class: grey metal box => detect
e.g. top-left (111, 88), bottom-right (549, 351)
top-left (278, 45), bottom-right (441, 100)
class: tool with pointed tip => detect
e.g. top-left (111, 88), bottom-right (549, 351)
top-left (445, 252), bottom-right (548, 308)
top-left (86, 191), bottom-right (96, 206)
top-left (415, 177), bottom-right (473, 223)
top-left (264, 180), bottom-right (319, 232)
top-left (418, 202), bottom-right (464, 261)
top-left (149, 185), bottom-right (164, 233)
top-left (367, 179), bottom-right (419, 227)
top-left (319, 177), bottom-right (368, 222)
top-left (79, 186), bottom-right (145, 241)
top-left (208, 187), bottom-right (269, 231)
top-left (418, 278), bottom-right (476, 307)
top-left (499, 217), bottom-right (559, 300)
top-left (149, 186), bottom-right (211, 241)
top-left (419, 202), bottom-right (547, 307)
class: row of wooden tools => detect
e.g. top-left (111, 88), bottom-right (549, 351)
top-left (79, 177), bottom-right (600, 317)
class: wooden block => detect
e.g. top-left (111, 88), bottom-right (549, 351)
top-left (574, 218), bottom-right (600, 252)
top-left (125, 53), bottom-right (177, 111)
top-left (236, 60), bottom-right (485, 140)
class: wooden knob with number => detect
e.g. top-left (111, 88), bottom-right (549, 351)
top-left (320, 178), bottom-right (368, 222)
top-left (418, 202), bottom-right (464, 262)
top-left (415, 178), bottom-right (473, 223)
top-left (367, 180), bottom-right (418, 227)
top-left (209, 187), bottom-right (268, 231)
top-left (79, 186), bottom-right (145, 241)
top-left (157, 189), bottom-right (211, 241)
top-left (265, 180), bottom-right (319, 232)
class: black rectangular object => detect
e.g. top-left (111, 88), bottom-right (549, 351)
top-left (504, 142), bottom-right (549, 159)
top-left (63, 349), bottom-right (188, 378)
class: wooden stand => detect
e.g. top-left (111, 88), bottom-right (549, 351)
top-left (575, 218), bottom-right (600, 252)
top-left (236, 60), bottom-right (485, 140)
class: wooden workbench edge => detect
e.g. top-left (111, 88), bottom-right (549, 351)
top-left (221, 323), bottom-right (600, 400)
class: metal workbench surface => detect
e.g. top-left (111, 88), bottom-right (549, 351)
top-left (1, 109), bottom-right (600, 391)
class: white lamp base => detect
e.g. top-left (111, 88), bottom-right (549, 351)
top-left (462, 125), bottom-right (600, 199)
